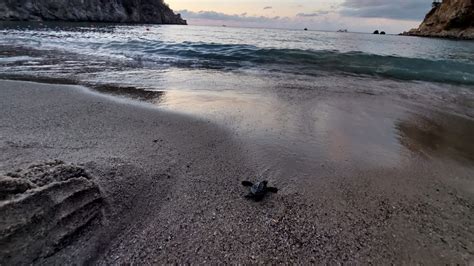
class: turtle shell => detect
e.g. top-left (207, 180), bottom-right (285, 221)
top-left (251, 181), bottom-right (268, 196)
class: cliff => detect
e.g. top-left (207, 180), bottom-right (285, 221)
top-left (403, 0), bottom-right (473, 39)
top-left (0, 0), bottom-right (186, 24)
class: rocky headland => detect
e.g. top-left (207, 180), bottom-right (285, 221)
top-left (403, 0), bottom-right (473, 39)
top-left (0, 0), bottom-right (186, 24)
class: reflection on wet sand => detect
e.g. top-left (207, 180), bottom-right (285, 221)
top-left (152, 87), bottom-right (474, 182)
top-left (73, 76), bottom-right (474, 172)
top-left (396, 111), bottom-right (474, 163)
top-left (154, 90), bottom-right (408, 172)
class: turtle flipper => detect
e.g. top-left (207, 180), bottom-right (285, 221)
top-left (242, 181), bottom-right (253, 187)
top-left (267, 187), bottom-right (279, 193)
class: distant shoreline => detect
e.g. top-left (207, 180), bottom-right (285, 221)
top-left (400, 31), bottom-right (474, 40)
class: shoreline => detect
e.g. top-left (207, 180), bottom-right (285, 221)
top-left (2, 63), bottom-right (473, 121)
top-left (1, 79), bottom-right (473, 263)
top-left (400, 31), bottom-right (474, 40)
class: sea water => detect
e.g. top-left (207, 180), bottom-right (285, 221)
top-left (0, 22), bottom-right (473, 85)
top-left (1, 22), bottom-right (473, 190)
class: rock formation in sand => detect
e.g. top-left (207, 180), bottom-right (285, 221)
top-left (0, 160), bottom-right (104, 265)
top-left (0, 0), bottom-right (186, 24)
top-left (403, 0), bottom-right (474, 39)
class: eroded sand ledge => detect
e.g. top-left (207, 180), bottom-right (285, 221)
top-left (0, 80), bottom-right (473, 264)
top-left (0, 161), bottom-right (104, 264)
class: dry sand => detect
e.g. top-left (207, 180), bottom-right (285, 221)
top-left (0, 80), bottom-right (473, 264)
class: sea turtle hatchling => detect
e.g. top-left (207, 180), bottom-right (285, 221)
top-left (241, 180), bottom-right (278, 201)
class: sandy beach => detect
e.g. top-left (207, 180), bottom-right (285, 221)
top-left (1, 79), bottom-right (473, 264)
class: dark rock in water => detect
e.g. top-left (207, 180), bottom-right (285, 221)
top-left (380, 31), bottom-right (386, 35)
top-left (373, 30), bottom-right (380, 34)
top-left (0, 161), bottom-right (105, 265)
top-left (0, 0), bottom-right (187, 24)
top-left (402, 0), bottom-right (473, 39)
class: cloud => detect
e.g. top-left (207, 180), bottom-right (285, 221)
top-left (177, 7), bottom-right (422, 34)
top-left (340, 0), bottom-right (429, 20)
top-left (263, 6), bottom-right (272, 10)
top-left (297, 11), bottom-right (331, 17)
top-left (178, 10), bottom-right (290, 24)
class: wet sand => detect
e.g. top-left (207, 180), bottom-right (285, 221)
top-left (0, 79), bottom-right (473, 264)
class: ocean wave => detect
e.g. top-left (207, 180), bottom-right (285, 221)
top-left (86, 41), bottom-right (473, 85)
top-left (1, 28), bottom-right (473, 85)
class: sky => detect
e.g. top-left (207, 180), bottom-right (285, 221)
top-left (166, 0), bottom-right (432, 33)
